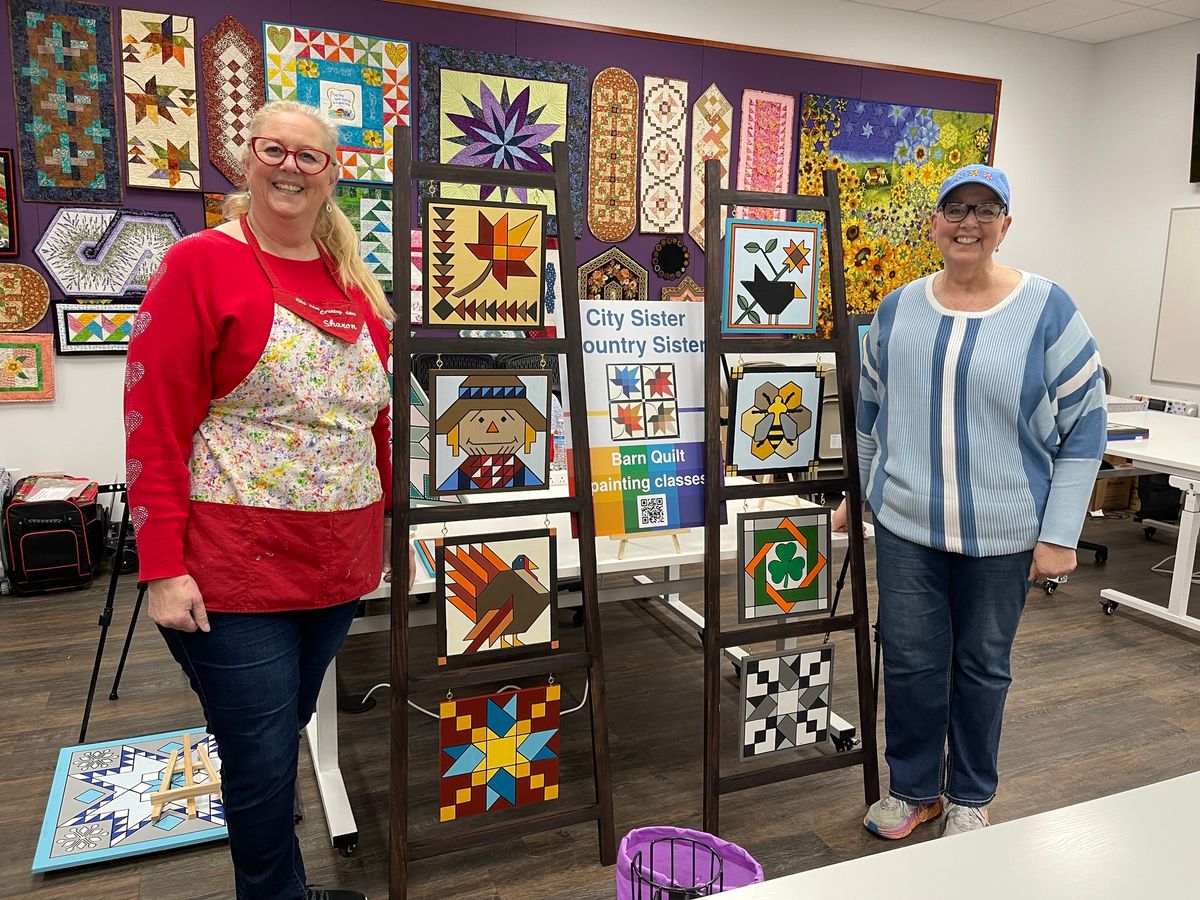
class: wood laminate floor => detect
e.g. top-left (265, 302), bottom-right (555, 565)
top-left (2, 513), bottom-right (1197, 899)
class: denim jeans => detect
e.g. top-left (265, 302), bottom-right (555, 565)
top-left (874, 522), bottom-right (1032, 808)
top-left (159, 600), bottom-right (360, 900)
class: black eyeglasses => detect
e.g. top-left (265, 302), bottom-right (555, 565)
top-left (250, 137), bottom-right (333, 175)
top-left (940, 201), bottom-right (1006, 224)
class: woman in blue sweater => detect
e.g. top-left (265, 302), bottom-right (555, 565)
top-left (834, 164), bottom-right (1107, 839)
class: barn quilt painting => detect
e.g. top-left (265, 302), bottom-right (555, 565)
top-left (721, 219), bottom-right (821, 335)
top-left (120, 10), bottom-right (201, 191)
top-left (740, 645), bottom-right (832, 759)
top-left (264, 22), bottom-right (411, 183)
top-left (53, 302), bottom-right (140, 354)
top-left (439, 684), bottom-right (560, 821)
top-left (797, 93), bottom-right (995, 328)
top-left (32, 729), bottom-right (225, 872)
top-left (435, 528), bottom-right (558, 665)
top-left (418, 44), bottom-right (588, 236)
top-left (726, 365), bottom-right (823, 478)
top-left (200, 15), bottom-right (264, 186)
top-left (10, 0), bottom-right (122, 204)
top-left (737, 508), bottom-right (831, 622)
top-left (423, 198), bottom-right (546, 330)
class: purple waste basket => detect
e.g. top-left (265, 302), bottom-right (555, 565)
top-left (616, 826), bottom-right (764, 899)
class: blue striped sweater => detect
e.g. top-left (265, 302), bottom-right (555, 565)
top-left (857, 271), bottom-right (1107, 557)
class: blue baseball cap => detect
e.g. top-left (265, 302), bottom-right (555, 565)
top-left (935, 164), bottom-right (1011, 211)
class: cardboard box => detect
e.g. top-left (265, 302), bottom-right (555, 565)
top-left (1089, 454), bottom-right (1135, 511)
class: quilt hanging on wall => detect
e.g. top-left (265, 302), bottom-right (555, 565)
top-left (587, 67), bottom-right (639, 243)
top-left (439, 683), bottom-right (560, 821)
top-left (264, 22), bottom-right (411, 184)
top-left (334, 185), bottom-right (393, 292)
top-left (578, 248), bottom-right (648, 302)
top-left (120, 10), bottom-right (201, 191)
top-left (418, 43), bottom-right (588, 237)
top-left (422, 198), bottom-right (546, 330)
top-left (0, 149), bottom-right (18, 256)
top-left (737, 508), bottom-right (831, 622)
top-left (639, 75), bottom-right (689, 234)
top-left (435, 528), bottom-right (558, 665)
top-left (201, 15), bottom-right (264, 186)
top-left (0, 263), bottom-right (50, 331)
top-left (53, 303), bottom-right (140, 355)
top-left (0, 333), bottom-right (55, 402)
top-left (10, 0), bottom-right (122, 204)
top-left (740, 645), bottom-right (832, 759)
top-left (726, 365), bottom-right (823, 478)
top-left (735, 90), bottom-right (794, 221)
top-left (688, 83), bottom-right (733, 251)
top-left (721, 219), bottom-right (821, 335)
top-left (429, 369), bottom-right (552, 496)
top-left (797, 93), bottom-right (994, 325)
top-left (32, 729), bottom-right (225, 872)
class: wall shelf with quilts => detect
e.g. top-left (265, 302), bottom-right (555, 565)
top-left (388, 124), bottom-right (615, 900)
top-left (698, 161), bottom-right (880, 835)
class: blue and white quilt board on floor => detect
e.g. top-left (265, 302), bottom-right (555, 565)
top-left (33, 728), bottom-right (225, 872)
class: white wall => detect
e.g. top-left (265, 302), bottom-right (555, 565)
top-left (1080, 20), bottom-right (1200, 403)
top-left (7, 0), bottom-right (1194, 483)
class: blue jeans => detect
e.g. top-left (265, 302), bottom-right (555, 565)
top-left (159, 600), bottom-right (360, 899)
top-left (874, 522), bottom-right (1032, 808)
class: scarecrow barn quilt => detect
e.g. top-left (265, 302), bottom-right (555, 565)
top-left (430, 369), bottom-right (552, 497)
top-left (120, 10), bottom-right (201, 190)
top-left (740, 645), bottom-right (833, 759)
top-left (726, 365), bottom-right (823, 478)
top-left (439, 684), bottom-right (560, 821)
top-left (264, 22), bottom-right (411, 183)
top-left (423, 198), bottom-right (547, 330)
top-left (435, 528), bottom-right (558, 665)
top-left (737, 508), bottom-right (831, 622)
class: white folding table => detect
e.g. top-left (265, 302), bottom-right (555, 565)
top-left (1100, 410), bottom-right (1200, 633)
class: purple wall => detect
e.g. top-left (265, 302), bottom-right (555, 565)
top-left (1, 0), bottom-right (999, 327)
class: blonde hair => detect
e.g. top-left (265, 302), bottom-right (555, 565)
top-left (221, 100), bottom-right (395, 324)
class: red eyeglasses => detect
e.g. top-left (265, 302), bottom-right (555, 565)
top-left (250, 136), bottom-right (333, 175)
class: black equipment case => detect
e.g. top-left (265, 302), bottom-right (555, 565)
top-left (2, 475), bottom-right (104, 595)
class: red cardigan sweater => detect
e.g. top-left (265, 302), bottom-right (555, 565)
top-left (124, 230), bottom-right (392, 611)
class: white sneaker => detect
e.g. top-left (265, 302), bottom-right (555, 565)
top-left (863, 794), bottom-right (943, 839)
top-left (940, 802), bottom-right (989, 836)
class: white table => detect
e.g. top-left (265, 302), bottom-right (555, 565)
top-left (1100, 411), bottom-right (1200, 633)
top-left (303, 489), bottom-right (871, 853)
top-left (723, 771), bottom-right (1200, 898)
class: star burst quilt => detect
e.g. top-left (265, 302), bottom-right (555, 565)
top-left (264, 22), bottom-right (411, 183)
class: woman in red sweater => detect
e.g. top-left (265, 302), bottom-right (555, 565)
top-left (125, 100), bottom-right (405, 900)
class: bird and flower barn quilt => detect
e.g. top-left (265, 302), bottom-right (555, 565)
top-left (740, 645), bottom-right (833, 759)
top-left (418, 43), bottom-right (588, 236)
top-left (120, 10), bottom-right (202, 191)
top-left (264, 22), bottom-right (411, 184)
top-left (726, 365), bottom-right (823, 478)
top-left (737, 508), bottom-right (831, 623)
top-left (435, 528), bottom-right (558, 666)
top-left (33, 728), bottom-right (225, 872)
top-left (423, 198), bottom-right (547, 330)
top-left (10, 0), bottom-right (122, 204)
top-left (439, 684), bottom-right (560, 822)
top-left (797, 93), bottom-right (995, 324)
top-left (721, 219), bottom-right (821, 335)
top-left (429, 369), bottom-right (552, 497)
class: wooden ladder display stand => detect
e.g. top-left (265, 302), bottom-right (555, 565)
top-left (701, 161), bottom-right (881, 834)
top-left (149, 732), bottom-right (221, 821)
top-left (388, 125), bottom-right (616, 899)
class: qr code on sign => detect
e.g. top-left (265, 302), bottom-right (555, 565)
top-left (637, 494), bottom-right (668, 528)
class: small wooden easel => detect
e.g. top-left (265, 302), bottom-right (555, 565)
top-left (150, 733), bottom-right (221, 821)
top-left (609, 528), bottom-right (686, 560)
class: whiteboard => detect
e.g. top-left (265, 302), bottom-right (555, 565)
top-left (1152, 206), bottom-right (1200, 387)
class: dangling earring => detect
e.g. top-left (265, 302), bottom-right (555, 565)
top-left (324, 200), bottom-right (333, 214)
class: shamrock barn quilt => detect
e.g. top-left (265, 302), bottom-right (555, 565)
top-left (737, 508), bottom-right (831, 622)
top-left (264, 22), bottom-right (411, 183)
top-left (439, 684), bottom-right (560, 821)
